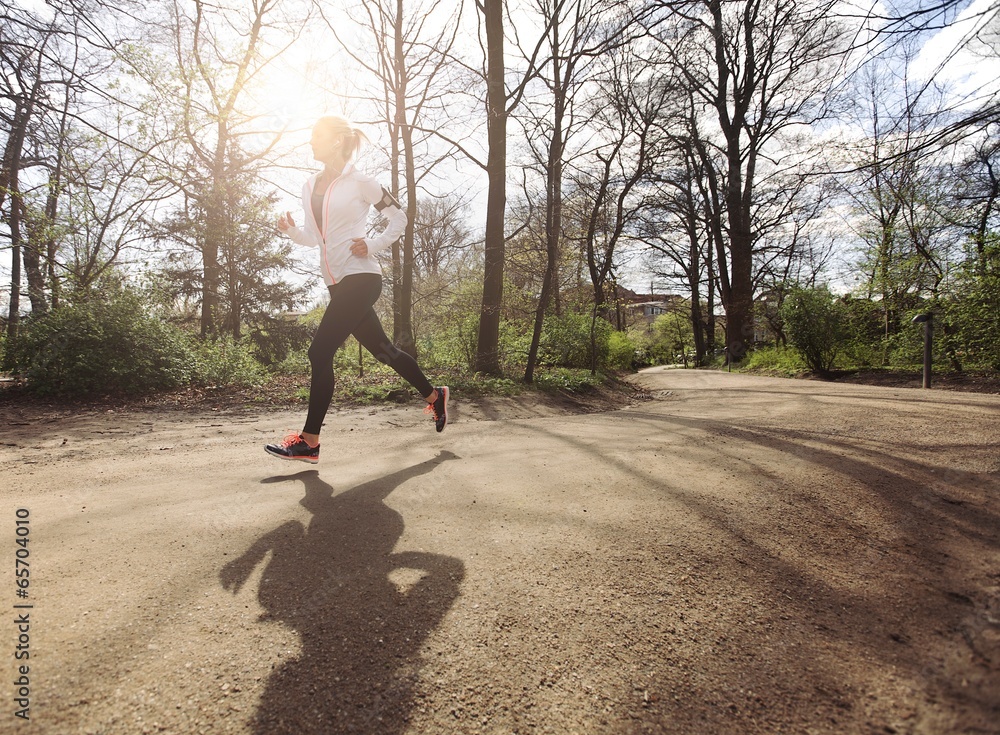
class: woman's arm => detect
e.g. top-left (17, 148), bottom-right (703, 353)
top-left (359, 178), bottom-right (407, 256)
top-left (277, 211), bottom-right (320, 249)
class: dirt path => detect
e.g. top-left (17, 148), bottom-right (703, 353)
top-left (2, 369), bottom-right (999, 735)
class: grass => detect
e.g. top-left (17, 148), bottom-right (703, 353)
top-left (293, 365), bottom-right (611, 406)
top-left (736, 345), bottom-right (808, 377)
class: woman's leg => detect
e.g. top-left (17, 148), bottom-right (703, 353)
top-left (351, 305), bottom-right (434, 399)
top-left (352, 298), bottom-right (449, 432)
top-left (302, 276), bottom-right (384, 436)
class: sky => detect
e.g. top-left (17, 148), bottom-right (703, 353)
top-left (4, 0), bottom-right (1000, 312)
top-left (911, 0), bottom-right (1000, 102)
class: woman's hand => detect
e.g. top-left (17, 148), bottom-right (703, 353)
top-left (350, 238), bottom-right (369, 257)
top-left (277, 211), bottom-right (295, 232)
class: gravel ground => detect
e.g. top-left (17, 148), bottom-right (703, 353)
top-left (2, 368), bottom-right (998, 735)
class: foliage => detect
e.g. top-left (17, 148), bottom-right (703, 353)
top-left (9, 287), bottom-right (195, 396)
top-left (943, 240), bottom-right (1000, 370)
top-left (839, 296), bottom-right (886, 367)
top-left (780, 286), bottom-right (850, 375)
top-left (247, 316), bottom-right (314, 368)
top-left (274, 348), bottom-right (312, 376)
top-left (537, 312), bottom-right (607, 368)
top-left (152, 177), bottom-right (309, 339)
top-left (622, 311), bottom-right (697, 368)
top-left (190, 336), bottom-right (268, 388)
top-left (740, 345), bottom-right (808, 375)
top-left (607, 330), bottom-right (639, 370)
top-left (534, 367), bottom-right (604, 392)
top-left (651, 312), bottom-right (696, 365)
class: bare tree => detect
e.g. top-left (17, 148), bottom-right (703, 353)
top-left (519, 0), bottom-right (637, 383)
top-left (839, 52), bottom-right (960, 350)
top-left (1, 2), bottom-right (56, 344)
top-left (649, 0), bottom-right (850, 361)
top-left (568, 41), bottom-right (669, 372)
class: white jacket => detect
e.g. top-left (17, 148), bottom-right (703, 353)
top-left (285, 164), bottom-right (406, 286)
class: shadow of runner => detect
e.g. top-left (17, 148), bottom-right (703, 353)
top-left (220, 451), bottom-right (463, 734)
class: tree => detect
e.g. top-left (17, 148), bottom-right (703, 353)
top-left (569, 39), bottom-right (669, 372)
top-left (521, 0), bottom-right (631, 383)
top-left (841, 51), bottom-right (961, 355)
top-left (781, 285), bottom-right (849, 376)
top-left (475, 0), bottom-right (510, 375)
top-left (649, 0), bottom-right (850, 361)
top-left (1, 2), bottom-right (55, 346)
top-left (154, 173), bottom-right (308, 339)
top-left (142, 0), bottom-right (303, 338)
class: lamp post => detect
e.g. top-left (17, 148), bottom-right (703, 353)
top-left (911, 313), bottom-right (933, 389)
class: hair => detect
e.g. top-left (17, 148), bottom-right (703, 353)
top-left (314, 115), bottom-right (368, 161)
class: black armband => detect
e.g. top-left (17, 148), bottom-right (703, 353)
top-left (374, 187), bottom-right (402, 212)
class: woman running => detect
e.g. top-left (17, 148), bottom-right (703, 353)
top-left (265, 115), bottom-right (448, 463)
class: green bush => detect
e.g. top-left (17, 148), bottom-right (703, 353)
top-left (840, 296), bottom-right (886, 367)
top-left (628, 327), bottom-right (671, 367)
top-left (417, 313), bottom-right (481, 371)
top-left (651, 312), bottom-right (696, 365)
top-left (191, 336), bottom-right (267, 387)
top-left (944, 250), bottom-right (1000, 370)
top-left (248, 317), bottom-right (313, 367)
top-left (780, 286), bottom-right (850, 375)
top-left (607, 330), bottom-right (638, 370)
top-left (539, 312), bottom-right (609, 369)
top-left (274, 347), bottom-right (311, 375)
top-left (534, 367), bottom-right (603, 392)
top-left (10, 290), bottom-right (195, 396)
top-left (741, 345), bottom-right (807, 375)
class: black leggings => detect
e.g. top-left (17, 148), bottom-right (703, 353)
top-left (303, 273), bottom-right (434, 435)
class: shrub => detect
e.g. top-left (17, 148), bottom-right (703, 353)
top-left (274, 347), bottom-right (312, 375)
top-left (534, 367), bottom-right (602, 392)
top-left (247, 317), bottom-right (313, 368)
top-left (944, 248), bottom-right (1000, 370)
top-left (539, 312), bottom-right (610, 369)
top-left (607, 330), bottom-right (638, 370)
top-left (190, 336), bottom-right (267, 387)
top-left (780, 286), bottom-right (849, 375)
top-left (741, 345), bottom-right (807, 375)
top-left (10, 289), bottom-right (195, 396)
top-left (840, 296), bottom-right (886, 367)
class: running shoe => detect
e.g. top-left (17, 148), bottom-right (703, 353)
top-left (425, 386), bottom-right (449, 432)
top-left (265, 433), bottom-right (320, 463)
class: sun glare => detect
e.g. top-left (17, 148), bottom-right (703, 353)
top-left (246, 23), bottom-right (371, 162)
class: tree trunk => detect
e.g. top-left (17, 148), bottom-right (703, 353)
top-left (706, 232), bottom-right (717, 359)
top-left (475, 0), bottom-right (506, 375)
top-left (7, 197), bottom-right (23, 349)
top-left (389, 4), bottom-right (404, 349)
top-left (23, 223), bottom-right (48, 315)
top-left (2, 101), bottom-right (33, 349)
top-left (202, 201), bottom-right (222, 338)
top-left (686, 214), bottom-right (705, 366)
top-left (201, 126), bottom-right (229, 339)
top-left (399, 118), bottom-right (418, 358)
top-left (525, 22), bottom-right (565, 384)
top-left (396, 0), bottom-right (418, 358)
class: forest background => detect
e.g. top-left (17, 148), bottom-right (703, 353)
top-left (2, 0), bottom-right (998, 402)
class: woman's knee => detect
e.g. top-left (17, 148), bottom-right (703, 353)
top-left (308, 342), bottom-right (336, 366)
top-left (371, 341), bottom-right (400, 366)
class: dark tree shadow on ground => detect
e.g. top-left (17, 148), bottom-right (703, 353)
top-left (220, 451), bottom-right (462, 734)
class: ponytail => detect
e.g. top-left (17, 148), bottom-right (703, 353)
top-left (315, 115), bottom-right (369, 161)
